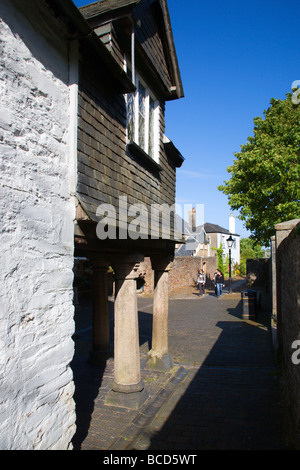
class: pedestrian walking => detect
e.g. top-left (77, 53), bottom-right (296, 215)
top-left (215, 269), bottom-right (225, 297)
top-left (197, 269), bottom-right (206, 296)
top-left (213, 269), bottom-right (218, 296)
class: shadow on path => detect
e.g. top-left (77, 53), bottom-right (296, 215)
top-left (71, 289), bottom-right (286, 450)
top-left (144, 301), bottom-right (286, 450)
top-left (70, 294), bottom-right (154, 450)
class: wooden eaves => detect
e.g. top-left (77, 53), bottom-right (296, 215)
top-left (79, 0), bottom-right (184, 101)
top-left (46, 0), bottom-right (136, 94)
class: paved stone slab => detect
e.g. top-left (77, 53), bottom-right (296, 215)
top-left (71, 284), bottom-right (287, 450)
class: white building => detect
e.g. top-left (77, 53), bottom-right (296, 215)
top-left (175, 210), bottom-right (240, 266)
top-left (204, 214), bottom-right (240, 266)
top-left (0, 0), bottom-right (79, 450)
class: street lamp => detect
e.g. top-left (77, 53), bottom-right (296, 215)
top-left (226, 235), bottom-right (234, 294)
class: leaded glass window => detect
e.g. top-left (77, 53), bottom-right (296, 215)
top-left (126, 67), bottom-right (135, 142)
top-left (148, 96), bottom-right (155, 158)
top-left (138, 82), bottom-right (146, 149)
top-left (126, 92), bottom-right (135, 142)
top-left (125, 68), bottom-right (159, 162)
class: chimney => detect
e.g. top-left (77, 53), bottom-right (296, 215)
top-left (229, 213), bottom-right (235, 234)
top-left (188, 207), bottom-right (196, 232)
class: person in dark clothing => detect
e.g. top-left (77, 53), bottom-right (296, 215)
top-left (215, 269), bottom-right (225, 298)
top-left (213, 269), bottom-right (218, 296)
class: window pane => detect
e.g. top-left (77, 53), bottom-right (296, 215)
top-left (148, 96), bottom-right (155, 157)
top-left (126, 67), bottom-right (134, 141)
top-left (138, 82), bottom-right (145, 149)
top-left (126, 93), bottom-right (134, 141)
top-left (125, 72), bottom-right (158, 160)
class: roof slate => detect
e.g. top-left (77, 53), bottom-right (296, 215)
top-left (204, 223), bottom-right (230, 234)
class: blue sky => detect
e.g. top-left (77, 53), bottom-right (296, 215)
top-left (73, 0), bottom-right (299, 239)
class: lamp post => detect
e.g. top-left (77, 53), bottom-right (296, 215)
top-left (226, 235), bottom-right (234, 294)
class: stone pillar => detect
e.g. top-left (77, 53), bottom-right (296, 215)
top-left (147, 254), bottom-right (173, 371)
top-left (89, 257), bottom-right (111, 364)
top-left (106, 254), bottom-right (145, 409)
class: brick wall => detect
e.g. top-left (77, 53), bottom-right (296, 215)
top-left (169, 256), bottom-right (218, 291)
top-left (169, 257), bottom-right (203, 291)
top-left (139, 256), bottom-right (218, 293)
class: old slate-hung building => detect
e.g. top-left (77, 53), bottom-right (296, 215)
top-left (76, 0), bottom-right (183, 224)
top-left (75, 0), bottom-right (184, 407)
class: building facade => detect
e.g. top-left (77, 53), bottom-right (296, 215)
top-left (175, 211), bottom-right (240, 266)
top-left (0, 0), bottom-right (77, 449)
top-left (75, 0), bottom-right (184, 405)
top-left (204, 216), bottom-right (240, 266)
top-left (0, 0), bottom-right (184, 448)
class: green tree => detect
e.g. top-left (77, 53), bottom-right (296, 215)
top-left (216, 244), bottom-right (224, 273)
top-left (218, 93), bottom-right (300, 246)
top-left (240, 237), bottom-right (264, 259)
top-left (239, 238), bottom-right (264, 275)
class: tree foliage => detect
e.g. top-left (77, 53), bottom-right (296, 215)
top-left (218, 93), bottom-right (300, 246)
top-left (239, 238), bottom-right (265, 275)
top-left (216, 244), bottom-right (224, 273)
top-left (240, 237), bottom-right (264, 259)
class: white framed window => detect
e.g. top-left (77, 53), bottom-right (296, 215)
top-left (125, 65), bottom-right (159, 163)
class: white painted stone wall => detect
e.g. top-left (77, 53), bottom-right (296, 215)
top-left (0, 0), bottom-right (76, 449)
